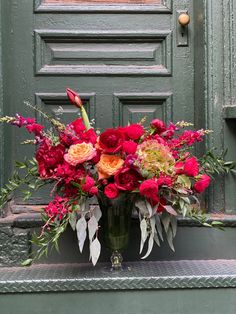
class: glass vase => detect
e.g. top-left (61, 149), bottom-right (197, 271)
top-left (97, 192), bottom-right (135, 270)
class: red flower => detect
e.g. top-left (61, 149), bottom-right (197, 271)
top-left (90, 186), bottom-right (98, 195)
top-left (66, 88), bottom-right (83, 108)
top-left (151, 119), bottom-right (166, 133)
top-left (122, 141), bottom-right (138, 155)
top-left (175, 161), bottom-right (184, 174)
top-left (104, 183), bottom-right (119, 199)
top-left (125, 124), bottom-right (144, 140)
top-left (115, 167), bottom-right (142, 191)
top-left (157, 174), bottom-right (172, 187)
top-left (98, 129), bottom-right (124, 153)
top-left (139, 179), bottom-right (159, 204)
top-left (70, 118), bottom-right (86, 134)
top-left (36, 140), bottom-right (65, 178)
top-left (183, 157), bottom-right (199, 177)
top-left (82, 176), bottom-right (95, 193)
top-left (194, 174), bottom-right (211, 193)
top-left (157, 198), bottom-right (167, 213)
top-left (25, 123), bottom-right (44, 136)
top-left (80, 128), bottom-right (97, 145)
top-left (45, 195), bottom-right (68, 221)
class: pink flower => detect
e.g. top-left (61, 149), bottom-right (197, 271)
top-left (104, 184), bottom-right (119, 199)
top-left (25, 123), bottom-right (44, 136)
top-left (82, 176), bottom-right (95, 193)
top-left (194, 174), bottom-right (211, 193)
top-left (122, 141), bottom-right (138, 155)
top-left (157, 174), bottom-right (172, 187)
top-left (183, 157), bottom-right (199, 177)
top-left (151, 119), bottom-right (166, 133)
top-left (139, 179), bottom-right (159, 204)
top-left (44, 195), bottom-right (68, 221)
top-left (125, 124), bottom-right (144, 140)
top-left (64, 142), bottom-right (97, 166)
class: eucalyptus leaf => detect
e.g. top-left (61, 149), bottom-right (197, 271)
top-left (135, 199), bottom-right (149, 216)
top-left (93, 205), bottom-right (102, 222)
top-left (161, 211), bottom-right (171, 233)
top-left (153, 230), bottom-right (160, 247)
top-left (164, 205), bottom-right (177, 216)
top-left (69, 211), bottom-right (77, 231)
top-left (166, 228), bottom-right (175, 252)
top-left (90, 237), bottom-right (101, 266)
top-left (155, 214), bottom-right (163, 241)
top-left (139, 218), bottom-right (148, 254)
top-left (76, 215), bottom-right (87, 253)
top-left (88, 215), bottom-right (98, 241)
top-left (141, 234), bottom-right (154, 259)
top-left (170, 215), bottom-right (178, 237)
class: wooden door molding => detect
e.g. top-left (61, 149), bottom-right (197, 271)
top-left (34, 0), bottom-right (172, 13)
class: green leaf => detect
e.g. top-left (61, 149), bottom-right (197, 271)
top-left (21, 258), bottom-right (33, 266)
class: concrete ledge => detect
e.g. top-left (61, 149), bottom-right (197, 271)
top-left (0, 260), bottom-right (236, 293)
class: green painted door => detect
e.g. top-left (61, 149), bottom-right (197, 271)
top-left (2, 0), bottom-right (195, 204)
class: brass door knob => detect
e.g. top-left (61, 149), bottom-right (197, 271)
top-left (178, 13), bottom-right (190, 26)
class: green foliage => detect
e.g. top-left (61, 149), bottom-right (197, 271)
top-left (0, 158), bottom-right (49, 209)
top-left (200, 149), bottom-right (236, 176)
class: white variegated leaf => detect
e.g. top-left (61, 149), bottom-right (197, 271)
top-left (154, 214), bottom-right (163, 241)
top-left (139, 218), bottom-right (148, 254)
top-left (90, 237), bottom-right (101, 266)
top-left (170, 215), bottom-right (177, 238)
top-left (80, 197), bottom-right (87, 213)
top-left (93, 205), bottom-right (102, 222)
top-left (76, 215), bottom-right (87, 253)
top-left (88, 215), bottom-right (98, 241)
top-left (164, 205), bottom-right (178, 216)
top-left (141, 234), bottom-right (154, 259)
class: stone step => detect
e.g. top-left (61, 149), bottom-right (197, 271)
top-left (0, 212), bottom-right (236, 266)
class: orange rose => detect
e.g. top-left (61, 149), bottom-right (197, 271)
top-left (96, 154), bottom-right (124, 179)
top-left (64, 143), bottom-right (96, 166)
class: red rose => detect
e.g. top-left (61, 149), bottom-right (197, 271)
top-left (122, 141), bottom-right (138, 155)
top-left (115, 167), bottom-right (142, 191)
top-left (90, 186), bottom-right (98, 195)
top-left (194, 174), bottom-right (211, 193)
top-left (175, 161), bottom-right (184, 174)
top-left (70, 118), bottom-right (86, 134)
top-left (125, 124), bottom-right (144, 140)
top-left (139, 179), bottom-right (159, 204)
top-left (36, 140), bottom-right (65, 178)
top-left (151, 119), bottom-right (166, 133)
top-left (183, 157), bottom-right (199, 177)
top-left (82, 176), bottom-right (95, 193)
top-left (98, 129), bottom-right (124, 153)
top-left (104, 184), bottom-right (119, 199)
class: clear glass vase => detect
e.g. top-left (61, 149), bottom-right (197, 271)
top-left (97, 192), bottom-right (135, 270)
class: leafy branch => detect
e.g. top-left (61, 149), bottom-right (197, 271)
top-left (200, 149), bottom-right (236, 176)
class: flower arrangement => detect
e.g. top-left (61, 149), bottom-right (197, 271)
top-left (0, 88), bottom-right (234, 267)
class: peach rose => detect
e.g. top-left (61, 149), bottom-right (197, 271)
top-left (96, 154), bottom-right (124, 179)
top-left (64, 142), bottom-right (96, 166)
